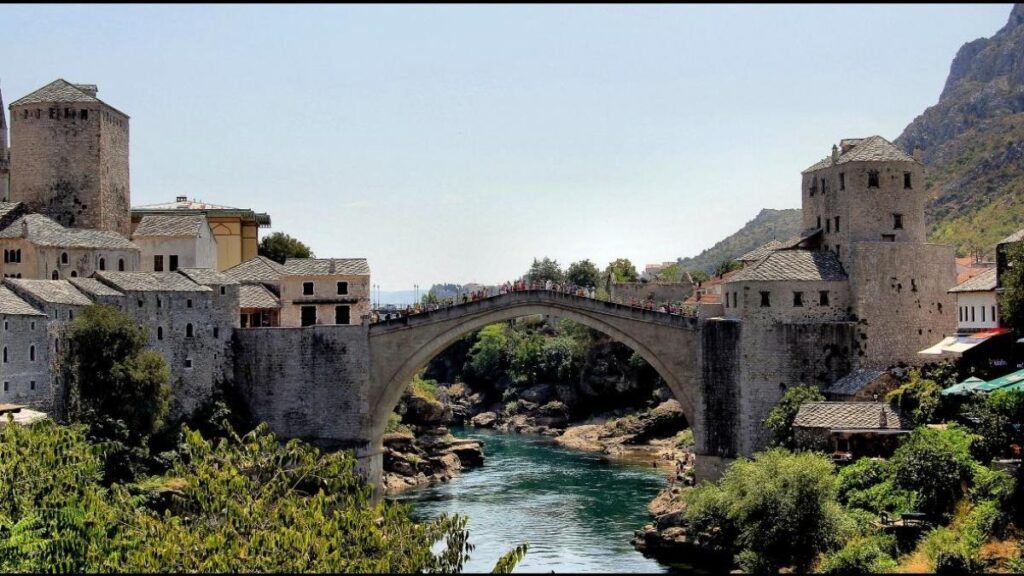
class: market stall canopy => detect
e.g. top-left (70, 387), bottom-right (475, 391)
top-left (941, 376), bottom-right (986, 396)
top-left (975, 369), bottom-right (1024, 393)
top-left (918, 328), bottom-right (1011, 356)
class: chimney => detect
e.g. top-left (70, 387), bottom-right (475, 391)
top-left (912, 147), bottom-right (923, 162)
top-left (20, 219), bottom-right (28, 238)
top-left (831, 144), bottom-right (839, 164)
top-left (879, 408), bottom-right (888, 428)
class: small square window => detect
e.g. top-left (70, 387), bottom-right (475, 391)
top-left (3, 382), bottom-right (7, 392)
top-left (220, 286), bottom-right (226, 295)
top-left (893, 213), bottom-right (904, 230)
top-left (868, 170), bottom-right (880, 188)
top-left (185, 358), bottom-right (193, 369)
top-left (882, 234), bottom-right (896, 242)
top-left (30, 381), bottom-right (35, 391)
top-left (760, 291), bottom-right (771, 307)
top-left (904, 172), bottom-right (912, 189)
top-left (834, 216), bottom-right (840, 232)
top-left (839, 173), bottom-right (845, 190)
top-left (337, 281), bottom-right (349, 295)
top-left (819, 290), bottom-right (830, 306)
top-left (153, 255), bottom-right (164, 272)
top-left (187, 299), bottom-right (193, 309)
top-left (303, 282), bottom-right (315, 296)
top-left (169, 255), bottom-right (179, 272)
top-left (793, 291), bottom-right (804, 307)
top-left (213, 326), bottom-right (220, 339)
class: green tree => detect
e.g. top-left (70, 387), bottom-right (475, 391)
top-left (999, 242), bottom-right (1024, 330)
top-left (464, 324), bottom-right (511, 385)
top-left (688, 269), bottom-right (710, 284)
top-left (966, 390), bottom-right (1024, 461)
top-left (820, 535), bottom-right (898, 575)
top-left (886, 370), bottom-right (942, 426)
top-left (714, 259), bottom-right (743, 277)
top-left (566, 259), bottom-right (600, 288)
top-left (890, 425), bottom-right (976, 519)
top-left (525, 257), bottom-right (564, 284)
top-left (684, 449), bottom-right (846, 573)
top-left (66, 305), bottom-right (171, 441)
top-left (762, 385), bottom-right (825, 448)
top-left (258, 231), bottom-right (313, 264)
top-left (604, 258), bottom-right (639, 283)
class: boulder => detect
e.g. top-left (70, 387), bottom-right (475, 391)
top-left (535, 400), bottom-right (570, 428)
top-left (470, 411), bottom-right (498, 428)
top-left (404, 393), bottom-right (451, 425)
top-left (520, 383), bottom-right (554, 404)
top-left (382, 431), bottom-right (416, 452)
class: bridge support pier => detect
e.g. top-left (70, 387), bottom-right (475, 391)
top-left (693, 454), bottom-right (733, 483)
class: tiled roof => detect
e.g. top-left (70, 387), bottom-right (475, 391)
top-left (133, 214), bottom-right (208, 237)
top-left (132, 197), bottom-right (271, 226)
top-left (955, 257), bottom-right (995, 285)
top-left (726, 250), bottom-right (847, 283)
top-left (9, 79), bottom-right (100, 106)
top-left (177, 268), bottom-right (238, 287)
top-left (0, 202), bottom-right (25, 225)
top-left (0, 214), bottom-right (138, 250)
top-left (69, 277), bottom-right (123, 298)
top-left (999, 228), bottom-right (1024, 245)
top-left (95, 272), bottom-right (210, 293)
top-left (824, 369), bottom-right (888, 396)
top-left (224, 256), bottom-right (287, 284)
top-left (737, 240), bottom-right (783, 262)
top-left (949, 266), bottom-right (997, 293)
top-left (793, 401), bottom-right (909, 430)
top-left (802, 135), bottom-right (917, 173)
top-left (239, 284), bottom-right (281, 309)
top-left (283, 258), bottom-right (370, 276)
top-left (0, 286), bottom-right (44, 316)
top-left (5, 279), bottom-right (92, 306)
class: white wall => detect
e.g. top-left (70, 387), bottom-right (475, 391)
top-left (956, 291), bottom-right (999, 331)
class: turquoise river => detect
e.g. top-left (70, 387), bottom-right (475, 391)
top-left (392, 428), bottom-right (683, 573)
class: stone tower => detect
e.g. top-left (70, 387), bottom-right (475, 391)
top-left (800, 136), bottom-right (955, 368)
top-left (0, 81), bottom-right (9, 202)
top-left (8, 79), bottom-right (130, 236)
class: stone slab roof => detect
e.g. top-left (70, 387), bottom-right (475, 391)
top-left (949, 266), bottom-right (997, 293)
top-left (793, 401), bottom-right (909, 430)
top-left (0, 286), bottom-right (44, 316)
top-left (95, 272), bottom-right (211, 293)
top-left (9, 79), bottom-right (101, 106)
top-left (69, 277), bottom-right (123, 298)
top-left (999, 228), bottom-right (1024, 245)
top-left (824, 369), bottom-right (888, 397)
top-left (133, 214), bottom-right (208, 238)
top-left (737, 240), bottom-right (783, 262)
top-left (726, 249), bottom-right (847, 283)
top-left (802, 135), bottom-right (917, 173)
top-left (0, 202), bottom-right (25, 224)
top-left (224, 256), bottom-right (287, 284)
top-left (0, 214), bottom-right (138, 251)
top-left (132, 197), bottom-right (271, 226)
top-left (178, 268), bottom-right (238, 287)
top-left (283, 258), bottom-right (370, 276)
top-left (5, 279), bottom-right (92, 306)
top-left (239, 284), bottom-right (281, 309)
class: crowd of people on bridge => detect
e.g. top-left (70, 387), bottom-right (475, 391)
top-left (370, 277), bottom-right (701, 323)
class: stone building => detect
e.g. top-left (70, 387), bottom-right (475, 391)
top-left (723, 250), bottom-right (850, 323)
top-left (8, 79), bottom-right (130, 236)
top-left (0, 213), bottom-right (139, 280)
top-left (224, 255), bottom-right (287, 327)
top-left (91, 271), bottom-right (227, 416)
top-left (132, 214), bottom-right (218, 272)
top-left (793, 401), bottom-right (910, 457)
top-left (0, 286), bottom-right (49, 410)
top-left (0, 84), bottom-right (9, 202)
top-left (823, 368), bottom-right (900, 401)
top-left (279, 258), bottom-right (371, 327)
top-left (131, 197), bottom-right (271, 271)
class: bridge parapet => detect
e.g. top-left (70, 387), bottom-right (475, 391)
top-left (369, 289), bottom-right (701, 333)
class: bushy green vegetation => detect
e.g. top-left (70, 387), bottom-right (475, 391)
top-left (566, 259), bottom-right (600, 288)
top-left (525, 257), bottom-right (565, 283)
top-left (0, 420), bottom-right (482, 572)
top-left (257, 231), bottom-right (313, 264)
top-left (1000, 242), bottom-right (1024, 331)
top-left (886, 370), bottom-right (942, 426)
top-left (761, 384), bottom-right (824, 448)
top-left (890, 426), bottom-right (977, 520)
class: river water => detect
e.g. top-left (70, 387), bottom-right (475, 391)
top-left (391, 428), bottom-right (676, 573)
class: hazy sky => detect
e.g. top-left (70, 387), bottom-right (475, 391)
top-left (1, 4), bottom-right (1013, 290)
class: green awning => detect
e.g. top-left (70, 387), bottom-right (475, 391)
top-left (941, 376), bottom-right (987, 396)
top-left (975, 369), bottom-right (1024, 393)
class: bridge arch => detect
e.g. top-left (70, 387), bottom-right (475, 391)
top-left (367, 291), bottom-right (704, 453)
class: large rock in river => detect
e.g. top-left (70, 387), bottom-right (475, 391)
top-left (470, 411), bottom-right (498, 428)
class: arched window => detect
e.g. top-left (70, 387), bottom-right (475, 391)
top-left (118, 258), bottom-right (125, 271)
top-left (29, 345), bottom-right (35, 362)
top-left (60, 252), bottom-right (68, 265)
top-left (99, 257), bottom-right (106, 271)
top-left (51, 270), bottom-right (59, 280)
top-left (70, 270), bottom-right (78, 278)
top-left (186, 323), bottom-right (194, 338)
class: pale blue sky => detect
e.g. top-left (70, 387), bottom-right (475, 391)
top-left (1, 4), bottom-right (1014, 290)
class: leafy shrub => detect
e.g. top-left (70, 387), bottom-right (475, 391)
top-left (970, 464), bottom-right (1015, 506)
top-left (960, 499), bottom-right (1007, 550)
top-left (838, 458), bottom-right (917, 514)
top-left (921, 526), bottom-right (978, 574)
top-left (819, 535), bottom-right (898, 574)
top-left (890, 426), bottom-right (976, 519)
top-left (762, 385), bottom-right (825, 448)
top-left (886, 370), bottom-right (942, 426)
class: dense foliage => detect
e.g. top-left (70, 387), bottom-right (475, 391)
top-left (886, 370), bottom-right (942, 427)
top-left (525, 257), bottom-right (564, 283)
top-left (1000, 242), bottom-right (1024, 331)
top-left (603, 258), bottom-right (639, 283)
top-left (890, 426), bottom-right (977, 520)
top-left (0, 420), bottom-right (479, 572)
top-left (565, 259), bottom-right (600, 288)
top-left (761, 384), bottom-right (824, 448)
top-left (683, 449), bottom-right (847, 573)
top-left (258, 231), bottom-right (313, 264)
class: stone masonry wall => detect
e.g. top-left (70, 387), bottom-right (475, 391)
top-left (0, 313), bottom-right (51, 410)
top-left (611, 280), bottom-right (694, 304)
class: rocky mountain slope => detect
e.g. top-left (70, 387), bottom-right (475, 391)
top-left (676, 208), bottom-right (802, 273)
top-left (897, 4), bottom-right (1024, 256)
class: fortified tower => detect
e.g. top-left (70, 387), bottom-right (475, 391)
top-left (8, 79), bottom-right (130, 236)
top-left (801, 136), bottom-right (955, 367)
top-left (0, 82), bottom-right (9, 202)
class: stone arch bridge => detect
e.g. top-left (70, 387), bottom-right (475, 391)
top-left (233, 290), bottom-right (855, 492)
